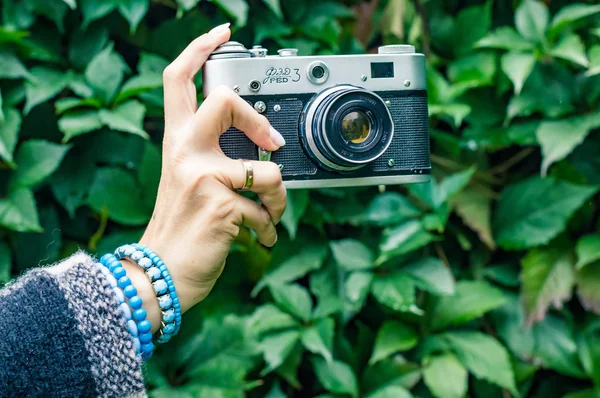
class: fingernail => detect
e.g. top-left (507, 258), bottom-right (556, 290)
top-left (209, 22), bottom-right (230, 37)
top-left (270, 127), bottom-right (286, 148)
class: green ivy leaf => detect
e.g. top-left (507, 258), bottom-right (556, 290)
top-left (366, 385), bottom-right (413, 398)
top-left (330, 239), bottom-right (374, 271)
top-left (117, 0), bottom-right (149, 34)
top-left (501, 52), bottom-right (536, 95)
top-left (80, 0), bottom-right (118, 28)
top-left (432, 280), bottom-right (507, 331)
top-left (537, 112), bottom-right (600, 176)
top-left (371, 271), bottom-right (418, 314)
top-left (492, 294), bottom-right (536, 360)
top-left (175, 0), bottom-right (200, 14)
top-left (11, 140), bottom-right (69, 188)
top-left (403, 257), bottom-right (455, 296)
top-left (99, 100), bottom-right (149, 139)
top-left (68, 26), bottom-right (109, 70)
top-left (270, 283), bottom-right (313, 321)
top-left (447, 52), bottom-right (496, 88)
top-left (369, 321), bottom-right (418, 365)
top-left (262, 0), bottom-right (283, 19)
top-left (452, 188), bottom-right (495, 249)
top-left (493, 176), bottom-right (598, 250)
top-left (211, 0), bottom-right (248, 27)
top-left (0, 187), bottom-right (41, 232)
top-left (408, 167), bottom-right (475, 210)
top-left (344, 271), bottom-right (372, 305)
top-left (84, 43), bottom-right (127, 105)
top-left (576, 262), bottom-right (600, 314)
top-left (301, 317), bottom-right (334, 363)
top-left (377, 220), bottom-right (435, 264)
top-left (515, 0), bottom-right (549, 44)
top-left (443, 331), bottom-right (518, 396)
top-left (26, 0), bottom-right (69, 32)
top-left (312, 358), bottom-right (359, 398)
top-left (260, 330), bottom-right (301, 373)
top-left (507, 63), bottom-right (574, 121)
top-left (428, 103), bottom-right (471, 128)
top-left (451, 2), bottom-right (491, 56)
top-left (475, 27), bottom-right (535, 51)
top-left (138, 52), bottom-right (169, 74)
top-left (50, 151), bottom-right (95, 217)
top-left (579, 322), bottom-right (600, 385)
top-left (252, 243), bottom-right (327, 295)
top-left (280, 189), bottom-right (308, 240)
top-left (549, 3), bottom-right (600, 38)
top-left (24, 67), bottom-right (71, 114)
top-left (533, 315), bottom-right (585, 377)
top-left (55, 97), bottom-right (102, 115)
top-left (248, 304), bottom-right (300, 338)
top-left (0, 108), bottom-right (21, 166)
top-left (365, 192), bottom-right (421, 226)
top-left (68, 75), bottom-right (95, 99)
top-left (423, 354), bottom-right (468, 398)
top-left (550, 34), bottom-right (589, 67)
top-left (88, 167), bottom-right (151, 225)
top-left (521, 244), bottom-right (575, 325)
top-left (0, 50), bottom-right (32, 80)
top-left (114, 74), bottom-right (162, 104)
top-left (58, 110), bottom-right (103, 142)
top-left (276, 342), bottom-right (303, 388)
top-left (575, 233), bottom-right (600, 269)
top-left (362, 358), bottom-right (421, 395)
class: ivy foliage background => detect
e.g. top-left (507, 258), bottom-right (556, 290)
top-left (1, 0), bottom-right (600, 396)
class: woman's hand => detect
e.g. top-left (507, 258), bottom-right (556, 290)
top-left (122, 23), bottom-right (287, 332)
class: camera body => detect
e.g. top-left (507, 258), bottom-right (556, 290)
top-left (203, 42), bottom-right (431, 189)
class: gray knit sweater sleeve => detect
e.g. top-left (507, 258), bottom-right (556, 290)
top-left (0, 251), bottom-right (147, 397)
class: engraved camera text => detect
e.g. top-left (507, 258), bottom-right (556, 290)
top-left (263, 67), bottom-right (301, 84)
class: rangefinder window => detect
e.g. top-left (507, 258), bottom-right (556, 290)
top-left (370, 62), bottom-right (394, 78)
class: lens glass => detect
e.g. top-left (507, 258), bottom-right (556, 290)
top-left (340, 111), bottom-right (371, 144)
top-left (312, 66), bottom-right (325, 79)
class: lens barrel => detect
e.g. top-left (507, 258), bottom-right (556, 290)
top-left (300, 85), bottom-right (394, 172)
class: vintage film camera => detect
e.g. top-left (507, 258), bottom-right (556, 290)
top-left (203, 42), bottom-right (431, 189)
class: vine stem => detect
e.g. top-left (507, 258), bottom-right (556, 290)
top-left (489, 148), bottom-right (535, 175)
top-left (434, 242), bottom-right (450, 268)
top-left (411, 0), bottom-right (431, 56)
top-left (430, 154), bottom-right (503, 185)
top-left (88, 208), bottom-right (108, 251)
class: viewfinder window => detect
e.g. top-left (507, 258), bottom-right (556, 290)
top-left (370, 62), bottom-right (394, 78)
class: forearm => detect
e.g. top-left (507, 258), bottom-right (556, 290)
top-left (0, 251), bottom-right (146, 397)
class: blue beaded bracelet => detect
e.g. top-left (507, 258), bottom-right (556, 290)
top-left (133, 243), bottom-right (182, 336)
top-left (115, 244), bottom-right (181, 344)
top-left (99, 253), bottom-right (155, 360)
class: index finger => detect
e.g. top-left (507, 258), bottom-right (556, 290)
top-left (192, 85), bottom-right (286, 152)
top-left (162, 23), bottom-right (231, 130)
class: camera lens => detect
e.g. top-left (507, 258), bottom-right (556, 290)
top-left (311, 66), bottom-right (325, 79)
top-left (340, 111), bottom-right (371, 144)
top-left (300, 85), bottom-right (394, 172)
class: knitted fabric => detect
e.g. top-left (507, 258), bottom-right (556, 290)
top-left (0, 251), bottom-right (147, 397)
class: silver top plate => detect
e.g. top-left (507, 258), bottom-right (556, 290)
top-left (202, 51), bottom-right (427, 97)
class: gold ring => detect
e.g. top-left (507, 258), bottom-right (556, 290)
top-left (239, 159), bottom-right (254, 190)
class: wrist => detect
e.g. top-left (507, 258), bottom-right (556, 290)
top-left (138, 235), bottom-right (209, 314)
